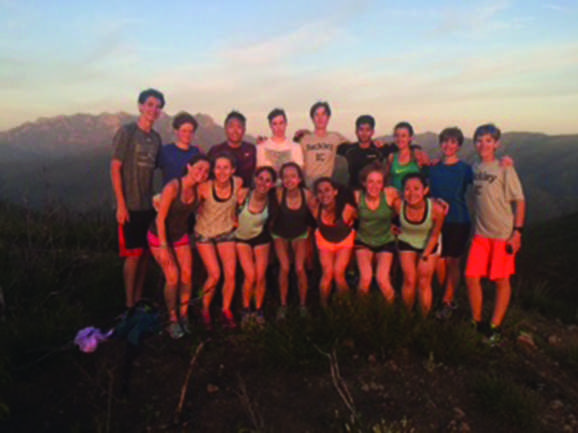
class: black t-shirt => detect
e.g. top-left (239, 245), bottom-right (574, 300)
top-left (337, 142), bottom-right (396, 189)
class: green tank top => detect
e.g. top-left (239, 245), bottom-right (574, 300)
top-left (390, 153), bottom-right (421, 191)
top-left (357, 191), bottom-right (395, 247)
top-left (398, 198), bottom-right (434, 250)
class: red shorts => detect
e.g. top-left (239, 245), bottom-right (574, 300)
top-left (465, 235), bottom-right (515, 281)
top-left (147, 231), bottom-right (190, 248)
top-left (315, 229), bottom-right (355, 252)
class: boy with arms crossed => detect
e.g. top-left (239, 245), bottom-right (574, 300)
top-left (465, 124), bottom-right (525, 343)
top-left (111, 88), bottom-right (165, 308)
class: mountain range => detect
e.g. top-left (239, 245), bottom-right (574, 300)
top-left (0, 113), bottom-right (577, 222)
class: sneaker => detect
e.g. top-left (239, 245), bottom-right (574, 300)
top-left (201, 309), bottom-right (213, 331)
top-left (240, 309), bottom-right (253, 329)
top-left (298, 305), bottom-right (309, 319)
top-left (167, 321), bottom-right (185, 340)
top-left (255, 309), bottom-right (266, 326)
top-left (486, 325), bottom-right (503, 346)
top-left (179, 317), bottom-right (192, 335)
top-left (276, 305), bottom-right (288, 322)
top-left (221, 310), bottom-right (237, 329)
top-left (435, 302), bottom-right (457, 320)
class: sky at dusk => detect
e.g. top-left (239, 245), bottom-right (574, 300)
top-left (1, 0), bottom-right (577, 138)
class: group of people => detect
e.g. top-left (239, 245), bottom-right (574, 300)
top-left (111, 88), bottom-right (525, 342)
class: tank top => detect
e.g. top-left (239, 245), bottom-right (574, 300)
top-left (235, 191), bottom-right (269, 240)
top-left (398, 198), bottom-right (434, 250)
top-left (195, 178), bottom-right (239, 238)
top-left (150, 178), bottom-right (197, 242)
top-left (317, 203), bottom-right (352, 243)
top-left (390, 152), bottom-right (421, 191)
top-left (271, 188), bottom-right (310, 239)
top-left (357, 191), bottom-right (394, 246)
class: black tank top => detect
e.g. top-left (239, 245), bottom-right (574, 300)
top-left (272, 188), bottom-right (310, 238)
top-left (150, 179), bottom-right (198, 242)
top-left (317, 203), bottom-right (351, 243)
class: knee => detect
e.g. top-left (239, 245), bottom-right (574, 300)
top-left (206, 268), bottom-right (221, 285)
top-left (295, 263), bottom-right (306, 276)
top-left (244, 270), bottom-right (256, 286)
top-left (164, 266), bottom-right (179, 286)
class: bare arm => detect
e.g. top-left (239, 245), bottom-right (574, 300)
top-left (342, 203), bottom-right (357, 227)
top-left (422, 202), bottom-right (445, 258)
top-left (110, 159), bottom-right (129, 224)
top-left (508, 199), bottom-right (526, 253)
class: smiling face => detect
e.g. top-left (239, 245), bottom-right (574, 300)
top-left (403, 177), bottom-right (429, 206)
top-left (213, 156), bottom-right (235, 183)
top-left (315, 180), bottom-right (337, 207)
top-left (225, 118), bottom-right (245, 145)
top-left (475, 133), bottom-right (499, 161)
top-left (254, 169), bottom-right (275, 194)
top-left (312, 106), bottom-right (330, 131)
top-left (187, 159), bottom-right (210, 183)
top-left (364, 171), bottom-right (385, 198)
top-left (281, 165), bottom-right (301, 190)
top-left (138, 96), bottom-right (163, 123)
top-left (441, 137), bottom-right (460, 159)
top-left (394, 127), bottom-right (412, 150)
top-left (356, 123), bottom-right (374, 145)
top-left (175, 122), bottom-right (195, 147)
top-left (270, 114), bottom-right (287, 139)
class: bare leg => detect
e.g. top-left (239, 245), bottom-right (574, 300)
top-left (150, 246), bottom-right (179, 322)
top-left (123, 256), bottom-right (140, 308)
top-left (442, 257), bottom-right (461, 304)
top-left (318, 249), bottom-right (335, 307)
top-left (375, 252), bottom-right (395, 303)
top-left (175, 245), bottom-right (193, 320)
top-left (435, 257), bottom-right (447, 287)
top-left (274, 238), bottom-right (291, 307)
top-left (491, 278), bottom-right (512, 327)
top-left (334, 248), bottom-right (353, 294)
top-left (399, 252), bottom-right (418, 311)
top-left (293, 238), bottom-right (309, 307)
top-left (356, 248), bottom-right (374, 295)
top-left (196, 242), bottom-right (222, 318)
top-left (417, 255), bottom-right (437, 316)
top-left (466, 276), bottom-right (483, 323)
top-left (254, 244), bottom-right (270, 310)
top-left (236, 242), bottom-right (256, 309)
top-left (217, 242), bottom-right (237, 314)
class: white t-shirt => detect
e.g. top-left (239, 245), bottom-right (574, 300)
top-left (257, 138), bottom-right (304, 173)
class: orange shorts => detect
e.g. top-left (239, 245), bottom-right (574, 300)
top-left (315, 229), bottom-right (355, 252)
top-left (465, 235), bottom-right (515, 281)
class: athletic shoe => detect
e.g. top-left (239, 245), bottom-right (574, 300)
top-left (486, 326), bottom-right (503, 347)
top-left (299, 305), bottom-right (309, 319)
top-left (222, 310), bottom-right (237, 329)
top-left (240, 309), bottom-right (253, 329)
top-left (167, 321), bottom-right (185, 340)
top-left (276, 305), bottom-right (288, 321)
top-left (435, 302), bottom-right (457, 320)
top-left (255, 310), bottom-right (266, 326)
top-left (179, 317), bottom-right (192, 335)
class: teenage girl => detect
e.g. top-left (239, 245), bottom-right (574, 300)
top-left (354, 162), bottom-right (399, 303)
top-left (148, 155), bottom-right (211, 339)
top-left (271, 162), bottom-right (314, 318)
top-left (235, 166), bottom-right (277, 324)
top-left (311, 177), bottom-right (357, 307)
top-left (388, 122), bottom-right (425, 191)
top-left (195, 153), bottom-right (245, 328)
top-left (393, 173), bottom-right (445, 316)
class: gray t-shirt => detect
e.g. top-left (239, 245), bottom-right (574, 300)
top-left (112, 123), bottom-right (161, 211)
top-left (471, 160), bottom-right (524, 239)
top-left (300, 131), bottom-right (347, 187)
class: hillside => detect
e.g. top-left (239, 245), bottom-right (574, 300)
top-left (1, 115), bottom-right (577, 221)
top-left (0, 204), bottom-right (576, 432)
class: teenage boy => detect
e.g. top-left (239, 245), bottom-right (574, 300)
top-left (257, 108), bottom-right (304, 172)
top-left (208, 111), bottom-right (256, 186)
top-left (428, 127), bottom-right (473, 319)
top-left (465, 124), bottom-right (525, 343)
top-left (299, 101), bottom-right (347, 187)
top-left (111, 88), bottom-right (165, 309)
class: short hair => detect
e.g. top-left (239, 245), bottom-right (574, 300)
top-left (394, 121), bottom-right (414, 136)
top-left (182, 154), bottom-right (210, 176)
top-left (473, 123), bottom-right (501, 142)
top-left (267, 108), bottom-right (287, 124)
top-left (313, 176), bottom-right (336, 194)
top-left (138, 88), bottom-right (165, 108)
top-left (359, 161), bottom-right (388, 186)
top-left (356, 115), bottom-right (375, 130)
top-left (224, 110), bottom-right (246, 128)
top-left (279, 162), bottom-right (305, 187)
top-left (255, 165), bottom-right (277, 184)
top-left (402, 172), bottom-right (428, 189)
top-left (309, 101), bottom-right (331, 119)
top-left (172, 111), bottom-right (198, 131)
top-left (439, 127), bottom-right (464, 146)
top-left (211, 151), bottom-right (237, 169)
